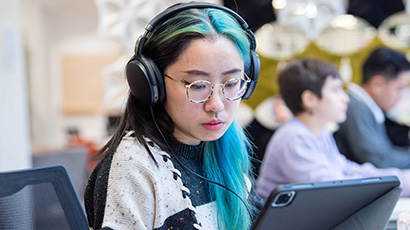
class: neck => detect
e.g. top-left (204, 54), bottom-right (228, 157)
top-left (296, 113), bottom-right (325, 137)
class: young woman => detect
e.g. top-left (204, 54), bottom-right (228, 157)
top-left (256, 58), bottom-right (410, 201)
top-left (85, 3), bottom-right (263, 230)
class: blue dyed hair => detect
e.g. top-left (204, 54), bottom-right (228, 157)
top-left (203, 120), bottom-right (255, 229)
top-left (142, 7), bottom-right (256, 229)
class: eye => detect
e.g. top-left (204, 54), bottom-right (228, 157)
top-left (332, 84), bottom-right (343, 92)
top-left (190, 81), bottom-right (210, 91)
top-left (182, 80), bottom-right (192, 85)
top-left (225, 78), bottom-right (240, 89)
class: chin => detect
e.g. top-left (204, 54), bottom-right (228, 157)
top-left (336, 116), bottom-right (347, 124)
top-left (201, 131), bottom-right (225, 142)
top-left (383, 106), bottom-right (394, 113)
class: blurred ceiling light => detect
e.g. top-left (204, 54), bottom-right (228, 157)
top-left (275, 0), bottom-right (345, 39)
top-left (287, 2), bottom-right (318, 18)
top-left (378, 12), bottom-right (410, 49)
top-left (316, 15), bottom-right (376, 55)
top-left (293, 4), bottom-right (306, 15)
top-left (272, 0), bottom-right (287, 10)
top-left (396, 24), bottom-right (410, 37)
top-left (306, 2), bottom-right (318, 18)
top-left (330, 14), bottom-right (358, 29)
top-left (254, 22), bottom-right (309, 59)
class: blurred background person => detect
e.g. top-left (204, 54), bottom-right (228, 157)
top-left (255, 58), bottom-right (410, 201)
top-left (334, 47), bottom-right (410, 169)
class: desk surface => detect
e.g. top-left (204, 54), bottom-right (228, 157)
top-left (390, 198), bottom-right (410, 220)
top-left (387, 198), bottom-right (410, 230)
top-left (391, 198), bottom-right (410, 221)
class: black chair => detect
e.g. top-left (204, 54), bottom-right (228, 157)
top-left (32, 147), bottom-right (89, 202)
top-left (0, 165), bottom-right (88, 230)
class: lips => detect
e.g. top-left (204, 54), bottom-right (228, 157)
top-left (202, 120), bottom-right (225, 131)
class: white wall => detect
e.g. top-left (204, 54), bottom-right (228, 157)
top-left (0, 0), bottom-right (31, 171)
top-left (23, 0), bottom-right (109, 149)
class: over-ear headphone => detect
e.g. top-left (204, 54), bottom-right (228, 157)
top-left (126, 2), bottom-right (260, 107)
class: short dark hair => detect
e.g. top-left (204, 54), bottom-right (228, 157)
top-left (362, 47), bottom-right (410, 84)
top-left (278, 58), bottom-right (340, 115)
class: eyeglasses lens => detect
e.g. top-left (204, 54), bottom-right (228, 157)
top-left (187, 78), bottom-right (247, 103)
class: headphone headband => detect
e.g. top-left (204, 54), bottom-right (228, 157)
top-left (149, 3), bottom-right (248, 30)
top-left (136, 2), bottom-right (256, 55)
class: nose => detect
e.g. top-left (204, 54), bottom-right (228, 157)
top-left (204, 86), bottom-right (225, 112)
top-left (342, 91), bottom-right (350, 104)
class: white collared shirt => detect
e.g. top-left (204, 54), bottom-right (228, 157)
top-left (348, 83), bottom-right (385, 123)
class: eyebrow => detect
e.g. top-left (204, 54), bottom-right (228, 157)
top-left (182, 68), bottom-right (242, 77)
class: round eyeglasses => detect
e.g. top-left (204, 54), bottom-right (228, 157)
top-left (165, 73), bottom-right (251, 103)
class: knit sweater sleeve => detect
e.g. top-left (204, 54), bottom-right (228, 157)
top-left (100, 137), bottom-right (158, 229)
top-left (89, 136), bottom-right (208, 230)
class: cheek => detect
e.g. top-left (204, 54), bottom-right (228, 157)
top-left (386, 88), bottom-right (399, 104)
top-left (164, 87), bottom-right (188, 116)
top-left (165, 93), bottom-right (205, 122)
top-left (227, 101), bottom-right (241, 120)
top-left (394, 89), bottom-right (403, 100)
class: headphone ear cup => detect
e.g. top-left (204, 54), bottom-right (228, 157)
top-left (242, 51), bottom-right (260, 99)
top-left (144, 57), bottom-right (165, 105)
top-left (126, 56), bottom-right (165, 107)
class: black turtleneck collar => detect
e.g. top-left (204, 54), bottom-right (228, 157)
top-left (171, 141), bottom-right (205, 161)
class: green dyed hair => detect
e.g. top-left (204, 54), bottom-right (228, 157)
top-left (143, 7), bottom-right (256, 229)
top-left (144, 7), bottom-right (252, 76)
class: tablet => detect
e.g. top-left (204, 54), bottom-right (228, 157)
top-left (252, 176), bottom-right (400, 230)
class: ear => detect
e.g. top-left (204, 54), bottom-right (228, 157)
top-left (368, 75), bottom-right (386, 95)
top-left (301, 90), bottom-right (318, 111)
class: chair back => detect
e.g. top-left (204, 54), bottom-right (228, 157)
top-left (0, 165), bottom-right (89, 230)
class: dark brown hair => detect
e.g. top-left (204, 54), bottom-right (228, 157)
top-left (278, 58), bottom-right (340, 115)
top-left (362, 47), bottom-right (410, 85)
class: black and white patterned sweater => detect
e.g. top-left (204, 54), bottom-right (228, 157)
top-left (84, 132), bottom-right (263, 229)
